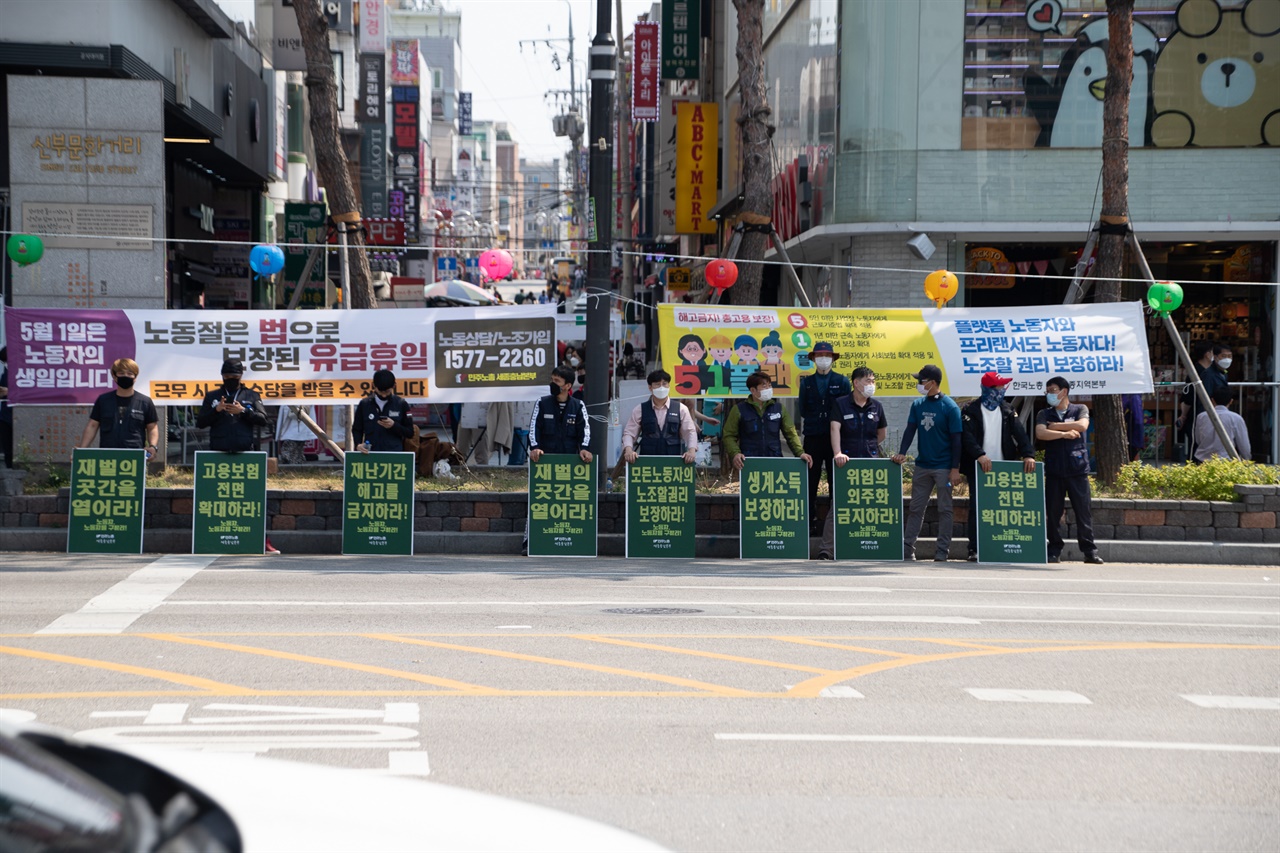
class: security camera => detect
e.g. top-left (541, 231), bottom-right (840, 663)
top-left (907, 233), bottom-right (935, 261)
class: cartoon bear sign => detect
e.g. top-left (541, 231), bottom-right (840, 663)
top-left (1151, 0), bottom-right (1280, 147)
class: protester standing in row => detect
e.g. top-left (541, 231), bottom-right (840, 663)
top-left (818, 366), bottom-right (886, 560)
top-left (893, 365), bottom-right (963, 562)
top-left (354, 369), bottom-right (415, 453)
top-left (960, 371), bottom-right (1035, 562)
top-left (798, 342), bottom-right (851, 534)
top-left (77, 357), bottom-right (160, 457)
top-left (523, 365), bottom-right (592, 556)
top-left (621, 370), bottom-right (698, 465)
top-left (722, 372), bottom-right (812, 471)
top-left (1036, 376), bottom-right (1102, 565)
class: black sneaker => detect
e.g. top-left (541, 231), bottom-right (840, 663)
top-left (520, 540), bottom-right (528, 557)
top-left (903, 550), bottom-right (916, 561)
top-left (1047, 554), bottom-right (1061, 564)
top-left (817, 552), bottom-right (834, 561)
top-left (966, 552), bottom-right (978, 562)
top-left (934, 554), bottom-right (949, 562)
top-left (1083, 553), bottom-right (1105, 565)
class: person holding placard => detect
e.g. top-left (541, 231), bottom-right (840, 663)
top-left (798, 342), bottom-right (851, 535)
top-left (893, 364), bottom-right (963, 562)
top-left (77, 357), bottom-right (159, 457)
top-left (622, 370), bottom-right (699, 465)
top-left (1035, 376), bottom-right (1102, 565)
top-left (818, 366), bottom-right (887, 560)
top-left (960, 371), bottom-right (1036, 562)
top-left (722, 372), bottom-right (812, 470)
top-left (353, 369), bottom-right (415, 454)
top-left (522, 365), bottom-right (593, 556)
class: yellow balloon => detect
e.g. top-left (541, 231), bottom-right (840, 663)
top-left (924, 269), bottom-right (958, 308)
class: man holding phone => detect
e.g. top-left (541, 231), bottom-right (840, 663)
top-left (354, 369), bottom-right (415, 452)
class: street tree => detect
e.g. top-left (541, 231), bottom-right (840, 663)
top-left (1091, 0), bottom-right (1135, 484)
top-left (731, 0), bottom-right (771, 306)
top-left (292, 0), bottom-right (377, 309)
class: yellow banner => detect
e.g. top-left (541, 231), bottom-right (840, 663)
top-left (675, 103), bottom-right (718, 234)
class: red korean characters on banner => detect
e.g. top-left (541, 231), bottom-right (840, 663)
top-left (632, 22), bottom-right (661, 123)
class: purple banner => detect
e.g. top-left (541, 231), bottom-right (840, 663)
top-left (4, 309), bottom-right (134, 404)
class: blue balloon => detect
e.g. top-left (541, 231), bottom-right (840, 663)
top-left (249, 244), bottom-right (285, 276)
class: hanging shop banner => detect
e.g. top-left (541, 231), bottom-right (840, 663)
top-left (974, 460), bottom-right (1048, 565)
top-left (357, 0), bottom-right (386, 55)
top-left (674, 102), bottom-right (717, 235)
top-left (343, 452), bottom-right (415, 555)
top-left (632, 22), bottom-right (661, 122)
top-left (458, 92), bottom-right (473, 136)
top-left (388, 39), bottom-right (420, 86)
top-left (626, 456), bottom-right (697, 558)
top-left (282, 202), bottom-right (329, 309)
top-left (528, 454), bottom-right (598, 557)
top-left (657, 302), bottom-right (1153, 399)
top-left (831, 459), bottom-right (903, 561)
top-left (67, 448), bottom-right (146, 555)
top-left (661, 0), bottom-right (701, 80)
top-left (192, 451), bottom-right (268, 555)
top-left (357, 53), bottom-right (385, 123)
top-left (740, 457), bottom-right (808, 560)
top-left (5, 305), bottom-right (557, 406)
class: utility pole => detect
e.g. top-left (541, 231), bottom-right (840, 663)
top-left (615, 0), bottom-right (634, 303)
top-left (585, 0), bottom-right (615, 487)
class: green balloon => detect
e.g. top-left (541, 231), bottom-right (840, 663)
top-left (6, 234), bottom-right (44, 266)
top-left (1146, 280), bottom-right (1183, 314)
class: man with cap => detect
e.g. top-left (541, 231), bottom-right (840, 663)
top-left (197, 360), bottom-right (268, 453)
top-left (353, 369), bottom-right (416, 453)
top-left (798, 342), bottom-right (851, 534)
top-left (960, 371), bottom-right (1035, 562)
top-left (1035, 376), bottom-right (1103, 564)
top-left (892, 364), bottom-right (963, 561)
top-left (818, 365), bottom-right (886, 560)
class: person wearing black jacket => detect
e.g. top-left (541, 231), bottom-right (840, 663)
top-left (196, 360), bottom-right (268, 452)
top-left (522, 365), bottom-right (592, 556)
top-left (353, 369), bottom-right (415, 452)
top-left (960, 371), bottom-right (1036, 562)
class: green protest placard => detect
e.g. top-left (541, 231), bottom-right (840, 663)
top-left (975, 460), bottom-right (1048, 564)
top-left (626, 456), bottom-right (697, 558)
top-left (67, 448), bottom-right (147, 554)
top-left (343, 452), bottom-right (416, 555)
top-left (528, 454), bottom-right (597, 557)
top-left (192, 451), bottom-right (268, 555)
top-left (832, 459), bottom-right (904, 561)
top-left (740, 457), bottom-right (808, 560)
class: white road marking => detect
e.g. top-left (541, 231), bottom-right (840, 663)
top-left (144, 703), bottom-right (189, 724)
top-left (497, 625), bottom-right (534, 629)
top-left (1181, 695), bottom-right (1280, 710)
top-left (638, 585), bottom-right (1271, 600)
top-left (382, 703), bottom-right (420, 724)
top-left (981, 619), bottom-right (1279, 629)
top-left (37, 555), bottom-right (217, 635)
top-left (702, 615), bottom-right (983, 624)
top-left (781, 685), bottom-right (865, 698)
top-left (387, 750), bottom-right (432, 776)
top-left (967, 689), bottom-right (1091, 704)
top-left (714, 734), bottom-right (1280, 754)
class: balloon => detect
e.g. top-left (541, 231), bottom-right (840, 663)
top-left (6, 234), bottom-right (44, 266)
top-left (1146, 280), bottom-right (1184, 314)
top-left (704, 259), bottom-right (738, 292)
top-left (923, 269), bottom-right (958, 308)
top-left (249, 244), bottom-right (285, 276)
top-left (479, 248), bottom-right (513, 282)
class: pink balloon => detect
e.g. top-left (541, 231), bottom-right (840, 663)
top-left (479, 249), bottom-right (513, 282)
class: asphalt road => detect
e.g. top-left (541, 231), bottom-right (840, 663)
top-left (2, 553), bottom-right (1277, 852)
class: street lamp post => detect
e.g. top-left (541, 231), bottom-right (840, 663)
top-left (585, 0), bottom-right (615, 487)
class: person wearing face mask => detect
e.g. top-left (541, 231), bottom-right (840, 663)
top-left (798, 342), bottom-right (852, 535)
top-left (1035, 376), bottom-right (1102, 565)
top-left (621, 370), bottom-right (699, 465)
top-left (0, 346), bottom-right (12, 468)
top-left (818, 366), bottom-right (887, 560)
top-left (523, 365), bottom-right (593, 556)
top-left (196, 360), bottom-right (268, 453)
top-left (960, 372), bottom-right (1035, 562)
top-left (892, 364), bottom-right (963, 561)
top-left (1176, 340), bottom-right (1228, 461)
top-left (77, 357), bottom-right (160, 455)
top-left (354, 369), bottom-right (415, 453)
top-left (722, 372), bottom-right (812, 470)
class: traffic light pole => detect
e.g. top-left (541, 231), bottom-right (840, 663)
top-left (585, 0), bottom-right (615, 488)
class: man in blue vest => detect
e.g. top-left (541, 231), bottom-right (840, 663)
top-left (819, 366), bottom-right (887, 560)
top-left (798, 341), bottom-right (852, 534)
top-left (622, 370), bottom-right (698, 464)
top-left (722, 372), bottom-right (812, 469)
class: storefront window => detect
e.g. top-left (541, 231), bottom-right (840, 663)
top-left (962, 0), bottom-right (1276, 149)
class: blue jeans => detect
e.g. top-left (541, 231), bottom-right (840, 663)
top-left (508, 429), bottom-right (529, 466)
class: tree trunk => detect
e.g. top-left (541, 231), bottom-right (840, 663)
top-left (1092, 0), bottom-right (1134, 484)
top-left (293, 0), bottom-right (377, 309)
top-left (732, 0), bottom-right (771, 306)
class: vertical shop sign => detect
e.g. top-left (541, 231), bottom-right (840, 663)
top-left (343, 452), bottom-right (415, 555)
top-left (626, 457), bottom-right (696, 558)
top-left (458, 92), bottom-right (473, 136)
top-left (391, 85), bottom-right (420, 243)
top-left (357, 53), bottom-right (385, 123)
top-left (528, 454), bottom-right (598, 557)
top-left (632, 22), bottom-right (661, 121)
top-left (388, 39), bottom-right (420, 86)
top-left (661, 0), bottom-right (700, 80)
top-left (192, 451), bottom-right (268, 555)
top-left (358, 0), bottom-right (386, 54)
top-left (360, 122), bottom-right (388, 217)
top-left (67, 449), bottom-right (146, 555)
top-left (832, 459), bottom-right (904, 561)
top-left (975, 460), bottom-right (1048, 564)
top-left (283, 202), bottom-right (328, 308)
top-left (739, 457), bottom-right (808, 560)
top-left (674, 102), bottom-right (717, 234)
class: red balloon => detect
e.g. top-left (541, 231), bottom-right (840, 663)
top-left (704, 259), bottom-right (738, 291)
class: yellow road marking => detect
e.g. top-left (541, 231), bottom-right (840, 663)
top-left (771, 637), bottom-right (918, 658)
top-left (367, 634), bottom-right (760, 697)
top-left (572, 635), bottom-right (834, 674)
top-left (912, 639), bottom-right (1011, 652)
top-left (0, 644), bottom-right (249, 694)
top-left (0, 689), bottom-right (746, 700)
top-left (140, 634), bottom-right (491, 694)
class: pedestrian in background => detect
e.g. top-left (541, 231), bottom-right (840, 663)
top-left (77, 357), bottom-right (160, 457)
top-left (893, 364), bottom-right (963, 562)
top-left (1193, 385), bottom-right (1251, 463)
top-left (0, 346), bottom-right (12, 468)
top-left (353, 369), bottom-right (414, 453)
top-left (798, 342), bottom-right (851, 535)
top-left (1036, 376), bottom-right (1102, 565)
top-left (818, 365), bottom-right (886, 560)
top-left (960, 371), bottom-right (1035, 562)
